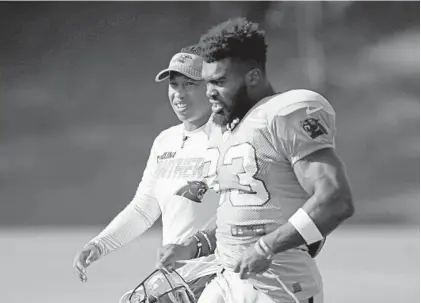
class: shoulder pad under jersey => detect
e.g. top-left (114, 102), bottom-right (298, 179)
top-left (268, 89), bottom-right (335, 117)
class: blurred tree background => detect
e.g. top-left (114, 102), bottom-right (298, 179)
top-left (0, 1), bottom-right (419, 226)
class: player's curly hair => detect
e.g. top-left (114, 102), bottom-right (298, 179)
top-left (198, 17), bottom-right (268, 69)
top-left (180, 44), bottom-right (201, 56)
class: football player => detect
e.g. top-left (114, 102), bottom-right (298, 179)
top-left (157, 18), bottom-right (354, 303)
top-left (73, 45), bottom-right (221, 300)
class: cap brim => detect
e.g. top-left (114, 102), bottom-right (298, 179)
top-left (155, 69), bottom-right (171, 82)
top-left (155, 68), bottom-right (202, 82)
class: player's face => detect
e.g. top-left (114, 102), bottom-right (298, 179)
top-left (202, 59), bottom-right (250, 126)
top-left (168, 72), bottom-right (211, 125)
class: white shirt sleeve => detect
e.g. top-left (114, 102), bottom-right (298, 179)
top-left (89, 135), bottom-right (163, 257)
top-left (271, 106), bottom-right (336, 166)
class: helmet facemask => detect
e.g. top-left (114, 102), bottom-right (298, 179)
top-left (119, 268), bottom-right (195, 303)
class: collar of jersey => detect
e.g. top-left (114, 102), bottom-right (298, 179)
top-left (183, 123), bottom-right (207, 136)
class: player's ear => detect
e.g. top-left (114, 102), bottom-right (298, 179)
top-left (245, 68), bottom-right (262, 87)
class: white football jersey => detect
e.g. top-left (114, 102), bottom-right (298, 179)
top-left (90, 122), bottom-right (222, 283)
top-left (202, 89), bottom-right (335, 300)
top-left (140, 123), bottom-right (220, 245)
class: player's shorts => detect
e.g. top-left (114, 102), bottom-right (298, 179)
top-left (214, 242), bottom-right (323, 302)
top-left (188, 273), bottom-right (217, 300)
top-left (197, 269), bottom-right (323, 303)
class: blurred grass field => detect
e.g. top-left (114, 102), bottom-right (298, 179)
top-left (2, 226), bottom-right (419, 303)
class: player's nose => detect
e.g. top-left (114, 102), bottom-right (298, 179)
top-left (206, 83), bottom-right (218, 100)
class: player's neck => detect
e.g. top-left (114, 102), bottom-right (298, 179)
top-left (250, 82), bottom-right (276, 104)
top-left (183, 114), bottom-right (210, 132)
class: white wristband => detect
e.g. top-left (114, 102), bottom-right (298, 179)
top-left (288, 208), bottom-right (323, 245)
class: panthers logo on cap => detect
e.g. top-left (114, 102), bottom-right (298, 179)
top-left (301, 118), bottom-right (328, 139)
top-left (174, 54), bottom-right (193, 64)
top-left (175, 181), bottom-right (208, 203)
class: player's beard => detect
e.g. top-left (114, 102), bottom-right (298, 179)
top-left (212, 83), bottom-right (252, 127)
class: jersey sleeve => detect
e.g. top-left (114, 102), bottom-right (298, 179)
top-left (88, 134), bottom-right (163, 256)
top-left (271, 104), bottom-right (336, 166)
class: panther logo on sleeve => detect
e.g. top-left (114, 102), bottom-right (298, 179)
top-left (301, 118), bottom-right (328, 139)
top-left (175, 181), bottom-right (209, 203)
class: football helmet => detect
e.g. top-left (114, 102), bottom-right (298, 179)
top-left (119, 268), bottom-right (195, 303)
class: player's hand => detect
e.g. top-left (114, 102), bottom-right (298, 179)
top-left (156, 242), bottom-right (196, 271)
top-left (233, 245), bottom-right (272, 279)
top-left (73, 244), bottom-right (100, 282)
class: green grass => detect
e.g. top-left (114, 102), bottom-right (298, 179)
top-left (2, 226), bottom-right (419, 303)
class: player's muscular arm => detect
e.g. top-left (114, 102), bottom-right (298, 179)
top-left (294, 148), bottom-right (354, 235)
top-left (262, 148), bottom-right (354, 254)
